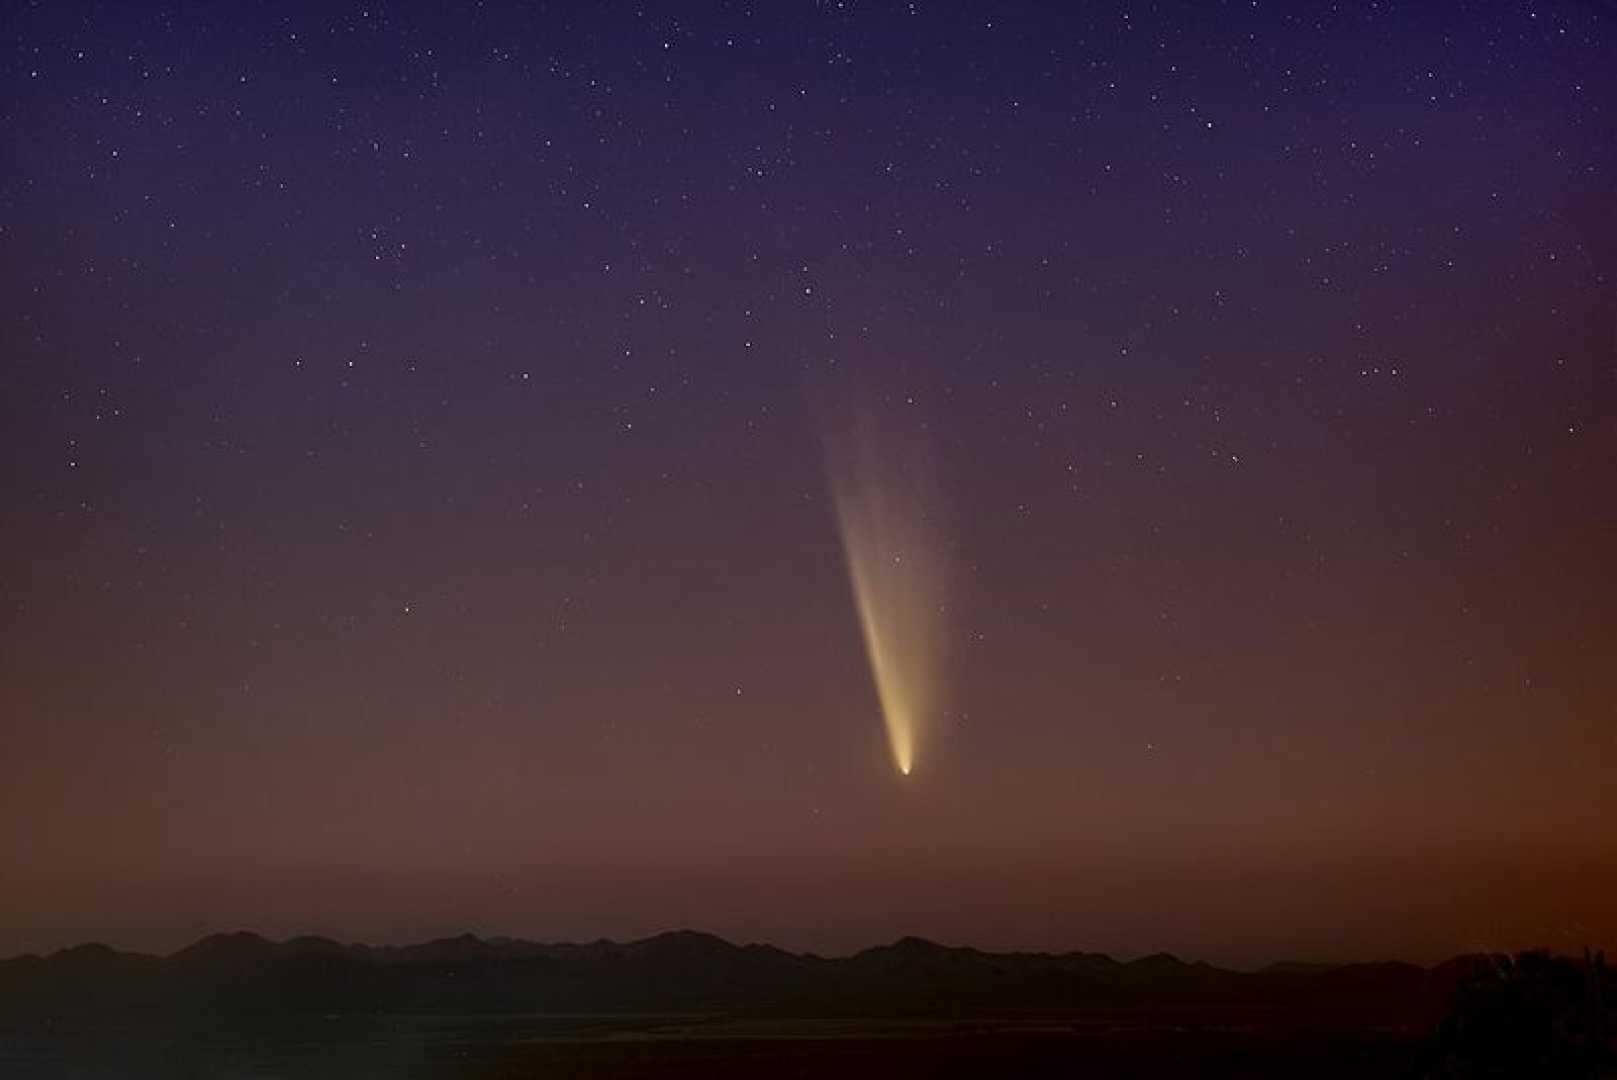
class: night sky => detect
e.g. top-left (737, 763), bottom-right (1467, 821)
top-left (3, 1), bottom-right (1614, 968)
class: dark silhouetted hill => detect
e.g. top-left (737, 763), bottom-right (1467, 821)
top-left (0, 930), bottom-right (1545, 1033)
top-left (9, 931), bottom-right (1617, 1062)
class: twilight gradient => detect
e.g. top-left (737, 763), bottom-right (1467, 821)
top-left (2, 1), bottom-right (1614, 967)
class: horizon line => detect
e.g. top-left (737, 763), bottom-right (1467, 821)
top-left (6, 925), bottom-right (1580, 974)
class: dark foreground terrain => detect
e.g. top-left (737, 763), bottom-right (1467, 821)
top-left (0, 1012), bottom-right (1425, 1079)
top-left (470, 1023), bottom-right (1425, 1080)
top-left (2, 932), bottom-right (1610, 1078)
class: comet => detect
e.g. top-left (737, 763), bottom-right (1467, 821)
top-left (826, 404), bottom-right (948, 778)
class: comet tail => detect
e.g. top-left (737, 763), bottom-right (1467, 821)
top-left (829, 412), bottom-right (947, 777)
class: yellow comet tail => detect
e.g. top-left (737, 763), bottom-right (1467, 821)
top-left (829, 419), bottom-right (946, 779)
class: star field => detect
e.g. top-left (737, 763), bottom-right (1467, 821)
top-left (2, 1), bottom-right (1614, 966)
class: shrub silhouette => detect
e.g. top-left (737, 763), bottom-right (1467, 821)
top-left (1421, 949), bottom-right (1613, 1078)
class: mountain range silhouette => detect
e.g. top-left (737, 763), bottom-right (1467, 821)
top-left (1, 929), bottom-right (1491, 1028)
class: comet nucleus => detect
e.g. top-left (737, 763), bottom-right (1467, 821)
top-left (827, 406), bottom-right (948, 778)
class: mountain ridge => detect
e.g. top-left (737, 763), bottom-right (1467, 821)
top-left (0, 928), bottom-right (1506, 1030)
top-left (2, 929), bottom-right (1483, 971)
